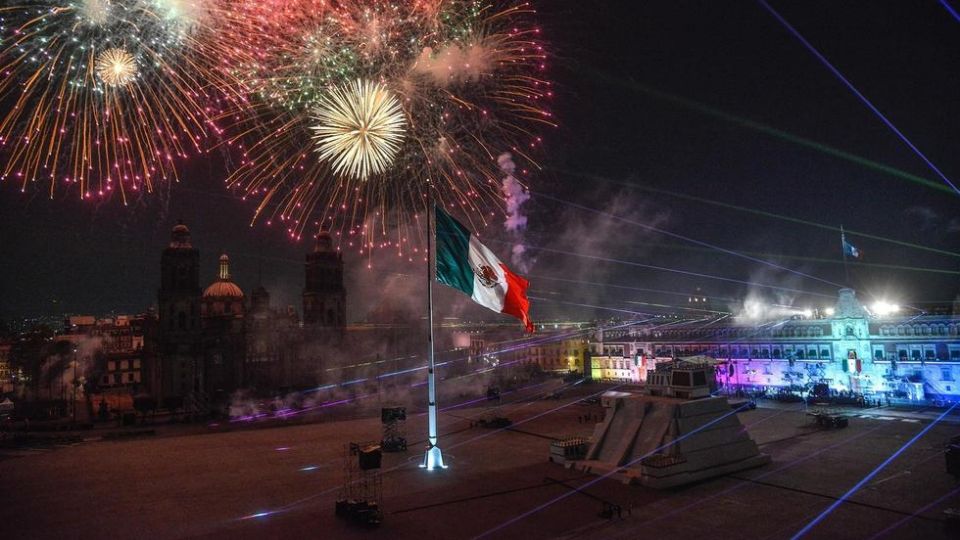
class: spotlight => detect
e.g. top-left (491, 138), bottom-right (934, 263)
top-left (871, 301), bottom-right (900, 316)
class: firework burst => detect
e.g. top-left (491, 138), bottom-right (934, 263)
top-left (0, 1), bottom-right (243, 201)
top-left (221, 0), bottom-right (553, 255)
top-left (311, 79), bottom-right (407, 181)
top-left (95, 47), bottom-right (138, 86)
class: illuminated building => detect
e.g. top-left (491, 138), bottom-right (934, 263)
top-left (528, 337), bottom-right (590, 374)
top-left (0, 340), bottom-right (12, 393)
top-left (592, 288), bottom-right (960, 401)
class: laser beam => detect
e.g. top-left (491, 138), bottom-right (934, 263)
top-left (758, 0), bottom-right (960, 196)
top-left (789, 403), bottom-right (959, 539)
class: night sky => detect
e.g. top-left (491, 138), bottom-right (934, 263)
top-left (2, 1), bottom-right (959, 322)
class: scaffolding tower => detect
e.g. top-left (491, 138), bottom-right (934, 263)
top-left (335, 442), bottom-right (383, 527)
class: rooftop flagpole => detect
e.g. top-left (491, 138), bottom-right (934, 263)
top-left (421, 195), bottom-right (446, 471)
top-left (840, 224), bottom-right (850, 286)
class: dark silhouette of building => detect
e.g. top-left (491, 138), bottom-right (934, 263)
top-left (247, 285), bottom-right (301, 392)
top-left (158, 222), bottom-right (202, 405)
top-left (303, 227), bottom-right (346, 337)
top-left (155, 223), bottom-right (312, 406)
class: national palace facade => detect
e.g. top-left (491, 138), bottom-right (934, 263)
top-left (591, 289), bottom-right (960, 401)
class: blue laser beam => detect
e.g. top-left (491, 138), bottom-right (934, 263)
top-left (941, 0), bottom-right (960, 23)
top-left (474, 402), bottom-right (755, 538)
top-left (868, 484), bottom-right (960, 539)
top-left (233, 379), bottom-right (609, 523)
top-left (790, 403), bottom-right (959, 539)
top-left (646, 421), bottom-right (887, 529)
top-left (758, 0), bottom-right (960, 195)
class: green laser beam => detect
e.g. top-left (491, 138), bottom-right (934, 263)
top-left (528, 274), bottom-right (739, 303)
top-left (494, 240), bottom-right (836, 299)
top-left (595, 74), bottom-right (955, 196)
top-left (551, 168), bottom-right (960, 260)
top-left (528, 235), bottom-right (960, 276)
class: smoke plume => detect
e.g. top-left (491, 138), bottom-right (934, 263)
top-left (412, 43), bottom-right (491, 86)
top-left (498, 152), bottom-right (533, 273)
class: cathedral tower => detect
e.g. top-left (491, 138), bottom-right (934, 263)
top-left (302, 227), bottom-right (346, 334)
top-left (158, 222), bottom-right (202, 400)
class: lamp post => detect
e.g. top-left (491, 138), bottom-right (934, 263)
top-left (72, 349), bottom-right (78, 425)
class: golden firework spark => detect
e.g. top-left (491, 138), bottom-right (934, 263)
top-left (95, 47), bottom-right (138, 87)
top-left (310, 79), bottom-right (406, 181)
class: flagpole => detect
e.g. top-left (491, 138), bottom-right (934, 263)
top-left (421, 195), bottom-right (446, 470)
top-left (840, 224), bottom-right (850, 287)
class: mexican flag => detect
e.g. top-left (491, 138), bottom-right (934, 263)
top-left (435, 206), bottom-right (534, 332)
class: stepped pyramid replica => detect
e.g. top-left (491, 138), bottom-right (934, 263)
top-left (576, 358), bottom-right (770, 488)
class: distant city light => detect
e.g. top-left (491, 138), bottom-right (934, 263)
top-left (824, 307), bottom-right (836, 316)
top-left (802, 309), bottom-right (813, 318)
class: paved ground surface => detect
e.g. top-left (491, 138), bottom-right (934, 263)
top-left (3, 382), bottom-right (960, 539)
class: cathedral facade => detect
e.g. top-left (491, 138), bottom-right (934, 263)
top-left (156, 222), bottom-right (347, 408)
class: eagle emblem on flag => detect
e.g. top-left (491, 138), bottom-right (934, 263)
top-left (473, 264), bottom-right (500, 288)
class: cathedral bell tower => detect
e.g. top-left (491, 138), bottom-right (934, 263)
top-left (158, 221), bottom-right (202, 400)
top-left (302, 227), bottom-right (346, 335)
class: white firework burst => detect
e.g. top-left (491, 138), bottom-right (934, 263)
top-left (310, 79), bottom-right (406, 181)
top-left (79, 0), bottom-right (112, 25)
top-left (152, 0), bottom-right (210, 32)
top-left (95, 47), bottom-right (137, 87)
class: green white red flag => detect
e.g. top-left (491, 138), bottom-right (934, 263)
top-left (435, 206), bottom-right (534, 332)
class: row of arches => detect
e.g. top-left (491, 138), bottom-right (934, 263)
top-left (878, 324), bottom-right (958, 337)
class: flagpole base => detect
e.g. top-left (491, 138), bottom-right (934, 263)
top-left (420, 444), bottom-right (447, 471)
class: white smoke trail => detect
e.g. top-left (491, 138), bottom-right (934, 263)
top-left (498, 152), bottom-right (533, 273)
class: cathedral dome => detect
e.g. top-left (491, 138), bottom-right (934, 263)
top-left (203, 254), bottom-right (244, 299)
top-left (203, 281), bottom-right (244, 298)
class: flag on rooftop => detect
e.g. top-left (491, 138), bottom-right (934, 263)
top-left (842, 232), bottom-right (861, 259)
